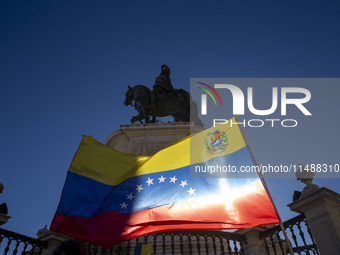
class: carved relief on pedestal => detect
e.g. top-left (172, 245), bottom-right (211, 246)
top-left (106, 122), bottom-right (203, 156)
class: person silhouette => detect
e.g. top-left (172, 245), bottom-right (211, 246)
top-left (151, 64), bottom-right (175, 105)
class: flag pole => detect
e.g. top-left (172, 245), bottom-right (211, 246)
top-left (234, 117), bottom-right (295, 255)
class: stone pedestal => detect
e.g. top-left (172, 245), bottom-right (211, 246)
top-left (236, 227), bottom-right (270, 255)
top-left (288, 187), bottom-right (340, 255)
top-left (105, 122), bottom-right (203, 155)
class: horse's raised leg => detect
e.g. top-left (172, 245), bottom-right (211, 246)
top-left (131, 114), bottom-right (145, 124)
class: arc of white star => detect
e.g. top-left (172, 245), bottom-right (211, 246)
top-left (136, 184), bottom-right (144, 192)
top-left (120, 202), bottom-right (128, 209)
top-left (170, 176), bottom-right (178, 183)
top-left (146, 177), bottom-right (154, 186)
top-left (158, 175), bottom-right (166, 183)
top-left (127, 193), bottom-right (135, 200)
top-left (180, 180), bottom-right (188, 188)
top-left (187, 187), bottom-right (196, 196)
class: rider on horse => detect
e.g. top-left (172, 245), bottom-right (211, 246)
top-left (124, 64), bottom-right (203, 126)
top-left (151, 64), bottom-right (175, 106)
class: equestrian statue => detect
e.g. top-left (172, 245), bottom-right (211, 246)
top-left (124, 64), bottom-right (203, 126)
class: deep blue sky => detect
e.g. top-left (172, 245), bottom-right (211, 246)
top-left (1, 1), bottom-right (340, 238)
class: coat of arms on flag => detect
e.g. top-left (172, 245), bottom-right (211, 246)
top-left (204, 128), bottom-right (229, 154)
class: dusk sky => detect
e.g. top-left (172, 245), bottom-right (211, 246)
top-left (1, 1), bottom-right (340, 239)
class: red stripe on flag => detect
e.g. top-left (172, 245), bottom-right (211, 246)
top-left (51, 182), bottom-right (278, 247)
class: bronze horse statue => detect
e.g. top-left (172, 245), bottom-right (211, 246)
top-left (124, 85), bottom-right (202, 126)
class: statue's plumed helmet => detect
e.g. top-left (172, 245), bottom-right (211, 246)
top-left (161, 64), bottom-right (171, 76)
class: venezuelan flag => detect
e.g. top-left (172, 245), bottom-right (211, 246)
top-left (134, 243), bottom-right (152, 255)
top-left (50, 118), bottom-right (279, 247)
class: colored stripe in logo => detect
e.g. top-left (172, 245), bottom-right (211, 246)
top-left (197, 82), bottom-right (222, 106)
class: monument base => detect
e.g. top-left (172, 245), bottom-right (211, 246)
top-left (105, 122), bottom-right (203, 156)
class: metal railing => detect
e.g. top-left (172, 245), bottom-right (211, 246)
top-left (260, 214), bottom-right (319, 255)
top-left (0, 215), bottom-right (319, 255)
top-left (0, 227), bottom-right (47, 255)
top-left (84, 230), bottom-right (246, 255)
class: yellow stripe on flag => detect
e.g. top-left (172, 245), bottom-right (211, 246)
top-left (69, 117), bottom-right (245, 185)
top-left (69, 136), bottom-right (149, 185)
